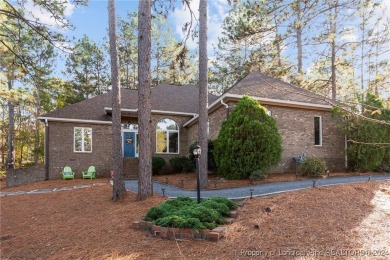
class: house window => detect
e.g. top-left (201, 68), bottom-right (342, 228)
top-left (314, 116), bottom-right (322, 146)
top-left (74, 127), bottom-right (92, 152)
top-left (156, 119), bottom-right (179, 154)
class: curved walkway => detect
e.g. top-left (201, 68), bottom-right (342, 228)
top-left (1, 175), bottom-right (389, 199)
top-left (125, 174), bottom-right (390, 200)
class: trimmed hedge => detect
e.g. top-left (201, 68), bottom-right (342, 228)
top-left (169, 156), bottom-right (194, 173)
top-left (152, 157), bottom-right (165, 175)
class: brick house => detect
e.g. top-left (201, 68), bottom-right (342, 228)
top-left (39, 71), bottom-right (346, 179)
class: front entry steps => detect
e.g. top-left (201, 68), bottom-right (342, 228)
top-left (123, 158), bottom-right (139, 179)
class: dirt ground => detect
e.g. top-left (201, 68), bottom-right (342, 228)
top-left (1, 180), bottom-right (389, 259)
top-left (352, 184), bottom-right (390, 256)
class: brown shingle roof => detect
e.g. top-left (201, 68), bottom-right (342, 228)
top-left (225, 71), bottom-right (329, 105)
top-left (42, 84), bottom-right (219, 120)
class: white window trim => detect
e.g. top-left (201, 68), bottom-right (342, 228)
top-left (156, 129), bottom-right (180, 154)
top-left (74, 127), bottom-right (93, 153)
top-left (314, 116), bottom-right (322, 147)
top-left (156, 119), bottom-right (180, 154)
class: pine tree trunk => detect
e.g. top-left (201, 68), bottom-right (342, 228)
top-left (297, 26), bottom-right (302, 75)
top-left (274, 16), bottom-right (282, 67)
top-left (331, 3), bottom-right (337, 100)
top-left (198, 0), bottom-right (208, 188)
top-left (108, 0), bottom-right (126, 201)
top-left (7, 76), bottom-right (14, 169)
top-left (361, 10), bottom-right (365, 92)
top-left (374, 43), bottom-right (379, 96)
top-left (34, 85), bottom-right (41, 165)
top-left (1, 109), bottom-right (6, 167)
top-left (294, 1), bottom-right (303, 85)
top-left (137, 0), bottom-right (153, 199)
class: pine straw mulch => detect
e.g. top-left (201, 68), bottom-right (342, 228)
top-left (154, 171), bottom-right (387, 190)
top-left (1, 181), bottom-right (389, 259)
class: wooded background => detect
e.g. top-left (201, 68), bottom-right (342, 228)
top-left (1, 0), bottom-right (389, 169)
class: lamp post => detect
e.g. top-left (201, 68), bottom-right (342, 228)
top-left (193, 144), bottom-right (202, 203)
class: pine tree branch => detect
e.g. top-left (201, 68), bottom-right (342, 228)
top-left (347, 140), bottom-right (390, 146)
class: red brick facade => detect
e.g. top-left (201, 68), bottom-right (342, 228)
top-left (43, 73), bottom-right (346, 178)
top-left (48, 122), bottom-right (113, 179)
top-left (187, 101), bottom-right (346, 173)
top-left (47, 114), bottom-right (196, 179)
top-left (47, 102), bottom-right (345, 179)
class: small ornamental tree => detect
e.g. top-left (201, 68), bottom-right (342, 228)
top-left (332, 93), bottom-right (390, 172)
top-left (214, 96), bottom-right (283, 179)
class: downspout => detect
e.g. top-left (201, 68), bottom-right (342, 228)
top-left (221, 99), bottom-right (229, 119)
top-left (44, 119), bottom-right (49, 180)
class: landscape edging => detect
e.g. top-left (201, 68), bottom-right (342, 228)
top-left (132, 210), bottom-right (238, 242)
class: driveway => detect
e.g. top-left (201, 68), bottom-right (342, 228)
top-left (125, 174), bottom-right (390, 200)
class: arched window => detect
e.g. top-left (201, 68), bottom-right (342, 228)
top-left (156, 119), bottom-right (179, 153)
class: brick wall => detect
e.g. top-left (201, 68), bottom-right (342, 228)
top-left (48, 122), bottom-right (113, 179)
top-left (188, 102), bottom-right (346, 173)
top-left (47, 114), bottom-right (194, 179)
top-left (267, 105), bottom-right (345, 172)
top-left (123, 158), bottom-right (139, 179)
top-left (187, 101), bottom-right (234, 148)
top-left (46, 103), bottom-right (345, 178)
top-left (6, 165), bottom-right (46, 187)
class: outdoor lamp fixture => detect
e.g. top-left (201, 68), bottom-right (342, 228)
top-left (193, 144), bottom-right (202, 203)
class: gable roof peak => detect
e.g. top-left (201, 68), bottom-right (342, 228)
top-left (225, 71), bottom-right (329, 106)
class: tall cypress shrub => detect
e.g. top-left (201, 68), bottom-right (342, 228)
top-left (214, 96), bottom-right (282, 179)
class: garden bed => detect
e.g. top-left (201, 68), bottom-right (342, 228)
top-left (133, 197), bottom-right (239, 241)
top-left (132, 215), bottom-right (237, 242)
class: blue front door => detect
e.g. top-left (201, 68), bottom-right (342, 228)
top-left (123, 132), bottom-right (136, 157)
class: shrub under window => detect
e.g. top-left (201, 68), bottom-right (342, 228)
top-left (301, 157), bottom-right (326, 177)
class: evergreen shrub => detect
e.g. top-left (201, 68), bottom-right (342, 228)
top-left (188, 140), bottom-right (217, 172)
top-left (300, 157), bottom-right (326, 177)
top-left (214, 96), bottom-right (283, 179)
top-left (143, 196), bottom-right (237, 230)
top-left (249, 169), bottom-right (267, 181)
top-left (169, 156), bottom-right (194, 172)
top-left (152, 157), bottom-right (165, 175)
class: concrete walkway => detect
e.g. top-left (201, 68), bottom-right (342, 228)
top-left (0, 183), bottom-right (107, 197)
top-left (125, 174), bottom-right (390, 200)
top-left (1, 174), bottom-right (389, 199)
